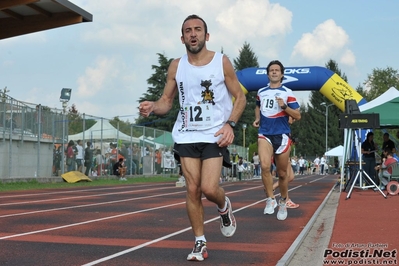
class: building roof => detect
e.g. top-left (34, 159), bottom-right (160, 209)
top-left (0, 0), bottom-right (92, 40)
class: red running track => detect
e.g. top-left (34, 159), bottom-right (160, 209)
top-left (0, 175), bottom-right (335, 266)
top-left (326, 188), bottom-right (399, 266)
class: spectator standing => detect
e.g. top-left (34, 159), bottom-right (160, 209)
top-left (95, 149), bottom-right (104, 176)
top-left (307, 160), bottom-right (313, 174)
top-left (230, 148), bottom-right (239, 178)
top-left (320, 155), bottom-right (327, 175)
top-left (126, 145), bottom-right (136, 175)
top-left (252, 152), bottom-right (260, 178)
top-left (84, 141), bottom-right (93, 176)
top-left (290, 156), bottom-right (298, 175)
top-left (52, 145), bottom-right (62, 176)
top-left (132, 144), bottom-right (140, 175)
top-left (298, 156), bottom-right (305, 175)
top-left (155, 149), bottom-right (163, 174)
top-left (237, 157), bottom-right (245, 181)
top-left (361, 132), bottom-right (377, 184)
top-left (109, 143), bottom-right (118, 170)
top-left (66, 140), bottom-right (75, 172)
top-left (313, 156), bottom-right (320, 174)
top-left (75, 140), bottom-right (84, 172)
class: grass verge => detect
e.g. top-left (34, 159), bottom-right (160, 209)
top-left (0, 175), bottom-right (179, 192)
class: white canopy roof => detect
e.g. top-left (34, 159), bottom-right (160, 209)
top-left (68, 120), bottom-right (139, 143)
top-left (359, 87), bottom-right (399, 112)
top-left (325, 145), bottom-right (344, 157)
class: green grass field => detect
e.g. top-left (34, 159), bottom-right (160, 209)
top-left (0, 175), bottom-right (179, 192)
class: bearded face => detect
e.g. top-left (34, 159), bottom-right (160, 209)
top-left (184, 37), bottom-right (206, 54)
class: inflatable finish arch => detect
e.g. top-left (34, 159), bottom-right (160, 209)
top-left (236, 66), bottom-right (367, 111)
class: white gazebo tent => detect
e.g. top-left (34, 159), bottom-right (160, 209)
top-left (325, 145), bottom-right (344, 158)
top-left (325, 145), bottom-right (344, 171)
top-left (68, 120), bottom-right (139, 144)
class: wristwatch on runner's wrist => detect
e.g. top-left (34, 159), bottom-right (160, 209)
top-left (226, 120), bottom-right (236, 128)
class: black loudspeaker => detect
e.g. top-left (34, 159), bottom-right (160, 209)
top-left (344, 99), bottom-right (361, 114)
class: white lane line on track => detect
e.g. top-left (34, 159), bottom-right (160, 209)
top-left (0, 185), bottom-right (265, 240)
top-left (309, 176), bottom-right (327, 183)
top-left (0, 200), bottom-right (186, 240)
top-left (0, 182), bottom-right (236, 207)
top-left (82, 178), bottom-right (328, 266)
top-left (0, 186), bottom-right (175, 207)
top-left (0, 183), bottom-right (235, 217)
top-left (81, 185), bottom-right (306, 266)
top-left (81, 201), bottom-right (264, 266)
top-left (0, 183), bottom-right (162, 199)
top-left (0, 190), bottom-right (186, 218)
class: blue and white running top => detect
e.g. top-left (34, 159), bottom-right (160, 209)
top-left (256, 85), bottom-right (300, 135)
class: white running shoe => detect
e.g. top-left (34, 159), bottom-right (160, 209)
top-left (187, 240), bottom-right (208, 261)
top-left (264, 197), bottom-right (277, 214)
top-left (277, 199), bottom-right (288, 220)
top-left (219, 197), bottom-right (237, 237)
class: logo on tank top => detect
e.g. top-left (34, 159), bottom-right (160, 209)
top-left (199, 80), bottom-right (215, 105)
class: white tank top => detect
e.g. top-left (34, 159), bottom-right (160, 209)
top-left (172, 52), bottom-right (233, 144)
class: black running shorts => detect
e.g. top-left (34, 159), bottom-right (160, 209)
top-left (173, 143), bottom-right (232, 168)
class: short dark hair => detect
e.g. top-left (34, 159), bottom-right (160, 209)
top-left (266, 60), bottom-right (285, 82)
top-left (366, 132), bottom-right (374, 139)
top-left (181, 14), bottom-right (208, 35)
top-left (384, 147), bottom-right (393, 155)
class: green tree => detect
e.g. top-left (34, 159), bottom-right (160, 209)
top-left (363, 67), bottom-right (399, 101)
top-left (135, 53), bottom-right (177, 131)
top-left (233, 42), bottom-right (259, 158)
top-left (109, 116), bottom-right (131, 136)
top-left (67, 104), bottom-right (83, 135)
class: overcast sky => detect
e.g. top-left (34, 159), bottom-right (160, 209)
top-left (1, 0), bottom-right (398, 122)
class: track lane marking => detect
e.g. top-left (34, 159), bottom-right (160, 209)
top-left (0, 183), bottom-right (163, 199)
top-left (0, 185), bottom-right (175, 207)
top-left (81, 183), bottom-right (314, 266)
top-left (0, 185), bottom-right (266, 240)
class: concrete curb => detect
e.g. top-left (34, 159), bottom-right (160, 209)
top-left (277, 186), bottom-right (340, 266)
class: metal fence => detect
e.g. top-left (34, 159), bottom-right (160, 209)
top-left (1, 95), bottom-right (64, 179)
top-left (1, 94), bottom-right (246, 180)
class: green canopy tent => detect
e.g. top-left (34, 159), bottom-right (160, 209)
top-left (153, 132), bottom-right (174, 148)
top-left (359, 87), bottom-right (399, 128)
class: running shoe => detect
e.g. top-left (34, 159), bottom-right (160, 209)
top-left (277, 199), bottom-right (287, 220)
top-left (187, 240), bottom-right (208, 261)
top-left (219, 196), bottom-right (237, 237)
top-left (286, 199), bottom-right (299, 209)
top-left (264, 197), bottom-right (277, 214)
